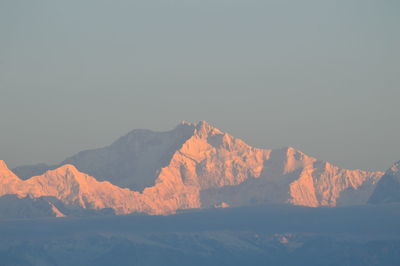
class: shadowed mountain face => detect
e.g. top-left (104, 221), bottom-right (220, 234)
top-left (2, 121), bottom-right (383, 216)
top-left (0, 195), bottom-right (65, 219)
top-left (13, 122), bottom-right (196, 191)
top-left (12, 163), bottom-right (50, 180)
top-left (61, 122), bottom-right (196, 191)
top-left (369, 161), bottom-right (400, 204)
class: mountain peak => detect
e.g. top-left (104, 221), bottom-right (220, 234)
top-left (368, 160), bottom-right (400, 204)
top-left (173, 121), bottom-right (196, 132)
top-left (4, 122), bottom-right (385, 216)
top-left (0, 160), bottom-right (18, 178)
top-left (389, 161), bottom-right (400, 174)
top-left (283, 146), bottom-right (298, 154)
top-left (0, 160), bottom-right (22, 196)
top-left (0, 160), bottom-right (8, 170)
top-left (42, 164), bottom-right (81, 180)
top-left (178, 120), bottom-right (196, 127)
top-left (196, 120), bottom-right (213, 129)
top-left (195, 120), bottom-right (222, 137)
top-left (54, 164), bottom-right (79, 173)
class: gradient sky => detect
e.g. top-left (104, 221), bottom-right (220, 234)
top-left (1, 0), bottom-right (399, 171)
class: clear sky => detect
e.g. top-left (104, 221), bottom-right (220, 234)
top-left (0, 0), bottom-right (399, 171)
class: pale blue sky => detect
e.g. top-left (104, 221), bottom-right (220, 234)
top-left (0, 0), bottom-right (399, 171)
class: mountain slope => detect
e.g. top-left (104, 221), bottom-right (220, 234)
top-left (0, 194), bottom-right (65, 219)
top-left (0, 160), bottom-right (197, 215)
top-left (151, 122), bottom-right (382, 208)
top-left (13, 123), bottom-right (196, 190)
top-left (368, 161), bottom-right (400, 204)
top-left (3, 121), bottom-right (384, 215)
top-left (61, 122), bottom-right (196, 191)
top-left (1, 161), bottom-right (139, 214)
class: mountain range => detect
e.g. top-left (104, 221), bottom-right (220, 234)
top-left (0, 121), bottom-right (392, 218)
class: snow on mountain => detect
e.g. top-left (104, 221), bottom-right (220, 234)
top-left (368, 161), bottom-right (400, 204)
top-left (2, 121), bottom-right (384, 216)
top-left (1, 162), bottom-right (143, 215)
top-left (1, 160), bottom-right (196, 215)
top-left (0, 160), bottom-right (24, 196)
top-left (151, 121), bottom-right (382, 209)
top-left (61, 122), bottom-right (195, 191)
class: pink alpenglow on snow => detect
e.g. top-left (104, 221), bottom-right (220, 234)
top-left (0, 122), bottom-right (384, 216)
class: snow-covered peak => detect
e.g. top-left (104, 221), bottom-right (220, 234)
top-left (0, 160), bottom-right (20, 181)
top-left (0, 160), bottom-right (9, 170)
top-left (0, 160), bottom-right (23, 196)
top-left (173, 120), bottom-right (196, 133)
top-left (48, 164), bottom-right (79, 175)
top-left (368, 160), bottom-right (400, 204)
top-left (36, 164), bottom-right (90, 186)
top-left (178, 120), bottom-right (196, 127)
top-left (388, 161), bottom-right (400, 175)
top-left (194, 120), bottom-right (223, 137)
top-left (385, 160), bottom-right (400, 184)
top-left (4, 122), bottom-right (385, 216)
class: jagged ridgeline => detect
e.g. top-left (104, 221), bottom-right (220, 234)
top-left (2, 121), bottom-right (384, 217)
top-left (369, 161), bottom-right (400, 204)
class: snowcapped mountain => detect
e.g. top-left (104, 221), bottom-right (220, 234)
top-left (1, 162), bottom-right (143, 215)
top-left (1, 160), bottom-right (198, 215)
top-left (1, 121), bottom-right (384, 216)
top-left (368, 161), bottom-right (400, 204)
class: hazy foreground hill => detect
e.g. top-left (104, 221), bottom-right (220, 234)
top-left (3, 121), bottom-right (383, 216)
top-left (0, 194), bottom-right (114, 219)
top-left (369, 161), bottom-right (400, 204)
top-left (1, 204), bottom-right (400, 266)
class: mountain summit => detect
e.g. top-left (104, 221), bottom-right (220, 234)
top-left (4, 121), bottom-right (383, 216)
top-left (368, 161), bottom-right (400, 204)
